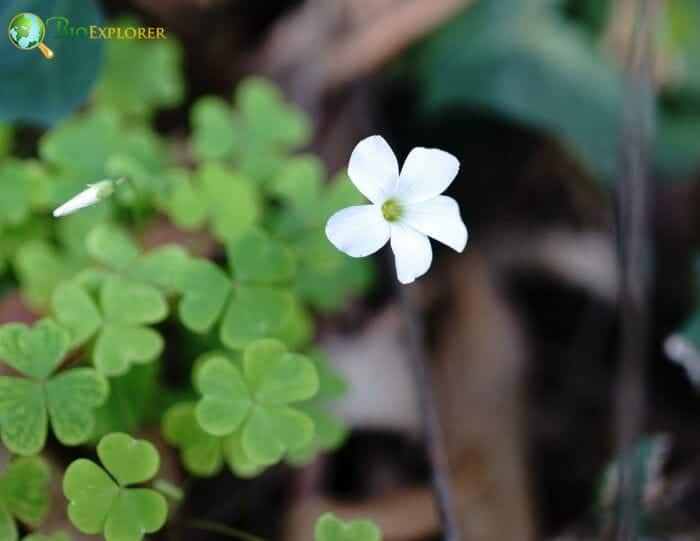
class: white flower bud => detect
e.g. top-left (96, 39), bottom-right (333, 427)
top-left (52, 179), bottom-right (118, 218)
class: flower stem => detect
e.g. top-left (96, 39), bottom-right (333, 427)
top-left (395, 277), bottom-right (461, 540)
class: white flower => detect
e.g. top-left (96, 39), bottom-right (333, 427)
top-left (325, 135), bottom-right (468, 284)
top-left (52, 179), bottom-right (118, 218)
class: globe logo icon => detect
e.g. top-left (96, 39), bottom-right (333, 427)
top-left (8, 12), bottom-right (54, 59)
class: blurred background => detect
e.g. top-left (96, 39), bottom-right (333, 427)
top-left (2, 0), bottom-right (700, 539)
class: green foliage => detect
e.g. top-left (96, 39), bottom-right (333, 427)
top-left (0, 17), bottom-right (374, 532)
top-left (52, 277), bottom-right (166, 376)
top-left (0, 319), bottom-right (109, 454)
top-left (39, 110), bottom-right (167, 206)
top-left (191, 77), bottom-right (311, 183)
top-left (178, 228), bottom-right (310, 350)
top-left (194, 340), bottom-right (319, 467)
top-left (271, 159), bottom-right (373, 310)
top-left (0, 456), bottom-right (50, 541)
top-left (163, 401), bottom-right (262, 478)
top-left (314, 513), bottom-right (382, 541)
top-left (92, 17), bottom-right (184, 119)
top-left (63, 433), bottom-right (167, 541)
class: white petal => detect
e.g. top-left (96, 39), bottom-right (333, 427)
top-left (348, 135), bottom-right (399, 204)
top-left (402, 196), bottom-right (468, 252)
top-left (326, 205), bottom-right (390, 257)
top-left (396, 147), bottom-right (460, 203)
top-left (52, 185), bottom-right (101, 217)
top-left (389, 223), bottom-right (432, 284)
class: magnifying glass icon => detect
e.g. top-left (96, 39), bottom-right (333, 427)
top-left (8, 12), bottom-right (54, 59)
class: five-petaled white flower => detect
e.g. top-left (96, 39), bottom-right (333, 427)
top-left (52, 179), bottom-right (119, 218)
top-left (325, 135), bottom-right (468, 284)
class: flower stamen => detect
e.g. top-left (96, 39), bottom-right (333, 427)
top-left (381, 198), bottom-right (402, 222)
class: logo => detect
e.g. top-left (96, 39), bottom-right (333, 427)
top-left (8, 13), bottom-right (168, 60)
top-left (8, 12), bottom-right (54, 59)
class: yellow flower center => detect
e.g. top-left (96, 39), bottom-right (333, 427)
top-left (381, 198), bottom-right (402, 222)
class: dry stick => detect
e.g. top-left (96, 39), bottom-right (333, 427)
top-left (613, 1), bottom-right (656, 540)
top-left (397, 281), bottom-right (461, 541)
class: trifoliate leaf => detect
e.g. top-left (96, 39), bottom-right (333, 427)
top-left (0, 456), bottom-right (50, 541)
top-left (63, 433), bottom-right (167, 541)
top-left (95, 277), bottom-right (167, 376)
top-left (178, 229), bottom-right (304, 349)
top-left (314, 513), bottom-right (381, 541)
top-left (194, 339), bottom-right (318, 466)
top-left (92, 17), bottom-right (184, 118)
top-left (0, 319), bottom-right (109, 454)
top-left (189, 78), bottom-right (310, 183)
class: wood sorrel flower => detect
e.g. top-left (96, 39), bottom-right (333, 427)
top-left (52, 179), bottom-right (120, 218)
top-left (325, 135), bottom-right (468, 284)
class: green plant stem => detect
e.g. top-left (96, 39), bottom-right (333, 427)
top-left (185, 518), bottom-right (267, 541)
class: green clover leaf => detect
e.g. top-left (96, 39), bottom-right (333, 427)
top-left (0, 457), bottom-right (50, 541)
top-left (314, 513), bottom-right (381, 541)
top-left (92, 17), bottom-right (184, 119)
top-left (287, 351), bottom-right (348, 465)
top-left (194, 340), bottom-right (319, 466)
top-left (162, 402), bottom-right (264, 478)
top-left (52, 278), bottom-right (167, 376)
top-left (178, 228), bottom-right (307, 349)
top-left (0, 319), bottom-right (109, 454)
top-left (63, 433), bottom-right (167, 541)
top-left (190, 78), bottom-right (310, 183)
